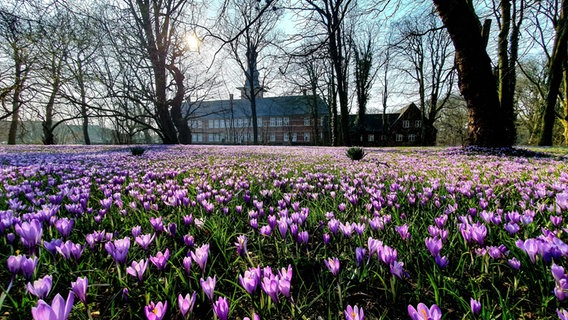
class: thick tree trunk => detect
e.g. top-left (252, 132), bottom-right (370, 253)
top-left (539, 0), bottom-right (568, 146)
top-left (8, 56), bottom-right (23, 145)
top-left (433, 0), bottom-right (512, 147)
top-left (167, 63), bottom-right (192, 144)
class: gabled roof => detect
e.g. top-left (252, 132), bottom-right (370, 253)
top-left (185, 95), bottom-right (328, 119)
top-left (348, 103), bottom-right (422, 132)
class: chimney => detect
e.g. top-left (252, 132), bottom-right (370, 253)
top-left (302, 89), bottom-right (307, 96)
top-left (229, 93), bottom-right (234, 101)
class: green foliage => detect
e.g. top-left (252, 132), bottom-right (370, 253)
top-left (130, 146), bottom-right (145, 156)
top-left (346, 147), bottom-right (366, 161)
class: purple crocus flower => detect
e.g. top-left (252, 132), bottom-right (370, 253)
top-left (131, 226), bottom-right (142, 237)
top-left (200, 275), bottom-right (216, 301)
top-left (396, 224), bottom-right (410, 240)
top-left (149, 217), bottom-right (165, 233)
top-left (21, 256), bottom-right (38, 280)
top-left (150, 249), bottom-right (170, 271)
top-left (56, 240), bottom-right (84, 260)
top-left (126, 259), bottom-right (148, 282)
top-left (15, 219), bottom-right (43, 248)
top-left (355, 247), bottom-right (366, 266)
top-left (135, 233), bottom-right (155, 251)
top-left (408, 303), bottom-right (442, 320)
top-left (435, 255), bottom-right (449, 268)
top-left (323, 233), bottom-right (331, 245)
top-left (178, 292), bottom-right (196, 318)
top-left (558, 308), bottom-right (568, 320)
top-left (324, 257), bottom-right (340, 276)
top-left (182, 256), bottom-right (192, 275)
top-left (261, 276), bottom-right (280, 303)
top-left (190, 243), bottom-right (209, 272)
top-left (7, 254), bottom-right (24, 274)
top-left (239, 269), bottom-right (259, 294)
top-left (55, 218), bottom-right (74, 238)
top-left (27, 275), bottom-right (52, 299)
top-left (516, 238), bottom-right (539, 263)
top-left (470, 298), bottom-right (481, 316)
top-left (277, 219), bottom-right (288, 239)
top-left (297, 230), bottom-right (309, 244)
top-left (213, 296), bottom-right (229, 320)
top-left (425, 237), bottom-right (442, 257)
top-left (183, 234), bottom-right (194, 247)
top-left (235, 235), bottom-right (248, 256)
top-left (555, 279), bottom-right (568, 301)
top-left (244, 313), bottom-right (260, 320)
top-left (105, 237), bottom-right (130, 264)
top-left (345, 305), bottom-right (364, 320)
top-left (71, 276), bottom-right (88, 303)
top-left (44, 238), bottom-right (63, 254)
top-left (31, 291), bottom-right (74, 320)
top-left (144, 301), bottom-right (167, 320)
top-left (508, 257), bottom-right (521, 270)
top-left (390, 260), bottom-right (406, 278)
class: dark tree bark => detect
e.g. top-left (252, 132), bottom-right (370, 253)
top-left (539, 0), bottom-right (568, 146)
top-left (167, 63), bottom-right (192, 144)
top-left (432, 0), bottom-right (513, 147)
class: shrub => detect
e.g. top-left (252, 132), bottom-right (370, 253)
top-left (346, 147), bottom-right (366, 161)
top-left (131, 146), bottom-right (145, 156)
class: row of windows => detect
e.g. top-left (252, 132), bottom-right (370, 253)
top-left (402, 120), bottom-right (422, 129)
top-left (362, 134), bottom-right (417, 143)
top-left (194, 132), bottom-right (315, 143)
top-left (190, 117), bottom-right (324, 130)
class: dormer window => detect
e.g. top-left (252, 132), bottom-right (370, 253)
top-left (403, 120), bottom-right (410, 128)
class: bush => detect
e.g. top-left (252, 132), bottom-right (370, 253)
top-left (131, 146), bottom-right (145, 156)
top-left (346, 147), bottom-right (366, 161)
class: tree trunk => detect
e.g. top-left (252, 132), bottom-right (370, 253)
top-left (497, 0), bottom-right (521, 146)
top-left (167, 63), bottom-right (192, 144)
top-left (8, 54), bottom-right (23, 145)
top-left (539, 0), bottom-right (568, 146)
top-left (432, 0), bottom-right (512, 147)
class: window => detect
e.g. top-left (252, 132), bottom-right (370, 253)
top-left (270, 117), bottom-right (276, 127)
top-left (304, 117), bottom-right (310, 126)
top-left (214, 120), bottom-right (219, 129)
top-left (408, 134), bottom-right (416, 142)
top-left (277, 117), bottom-right (283, 127)
top-left (292, 133), bottom-right (297, 142)
top-left (283, 117), bottom-right (290, 126)
top-left (237, 119), bottom-right (243, 128)
top-left (220, 119), bottom-right (225, 129)
top-left (415, 120), bottom-right (422, 128)
top-left (380, 135), bottom-right (386, 141)
top-left (257, 134), bottom-right (263, 142)
top-left (368, 134), bottom-right (375, 142)
top-left (284, 133), bottom-right (289, 142)
top-left (402, 120), bottom-right (410, 128)
top-left (208, 120), bottom-right (214, 129)
top-left (208, 133), bottom-right (213, 142)
top-left (257, 118), bottom-right (263, 127)
top-left (198, 120), bottom-right (203, 129)
top-left (320, 117), bottom-right (324, 126)
top-left (304, 132), bottom-right (310, 142)
top-left (396, 134), bottom-right (403, 142)
top-left (195, 133), bottom-right (203, 142)
top-left (270, 134), bottom-right (276, 142)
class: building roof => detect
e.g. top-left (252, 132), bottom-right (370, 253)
top-left (348, 103), bottom-right (422, 132)
top-left (185, 95), bottom-right (328, 119)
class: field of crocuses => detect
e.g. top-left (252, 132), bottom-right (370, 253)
top-left (1, 145), bottom-right (567, 319)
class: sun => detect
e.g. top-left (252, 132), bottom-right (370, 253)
top-left (186, 32), bottom-right (201, 52)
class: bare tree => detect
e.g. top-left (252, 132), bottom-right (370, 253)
top-left (352, 26), bottom-right (378, 145)
top-left (0, 2), bottom-right (37, 144)
top-left (393, 11), bottom-right (455, 146)
top-left (538, 0), bottom-right (568, 145)
top-left (124, 0), bottom-right (195, 144)
top-left (432, 0), bottom-right (515, 147)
